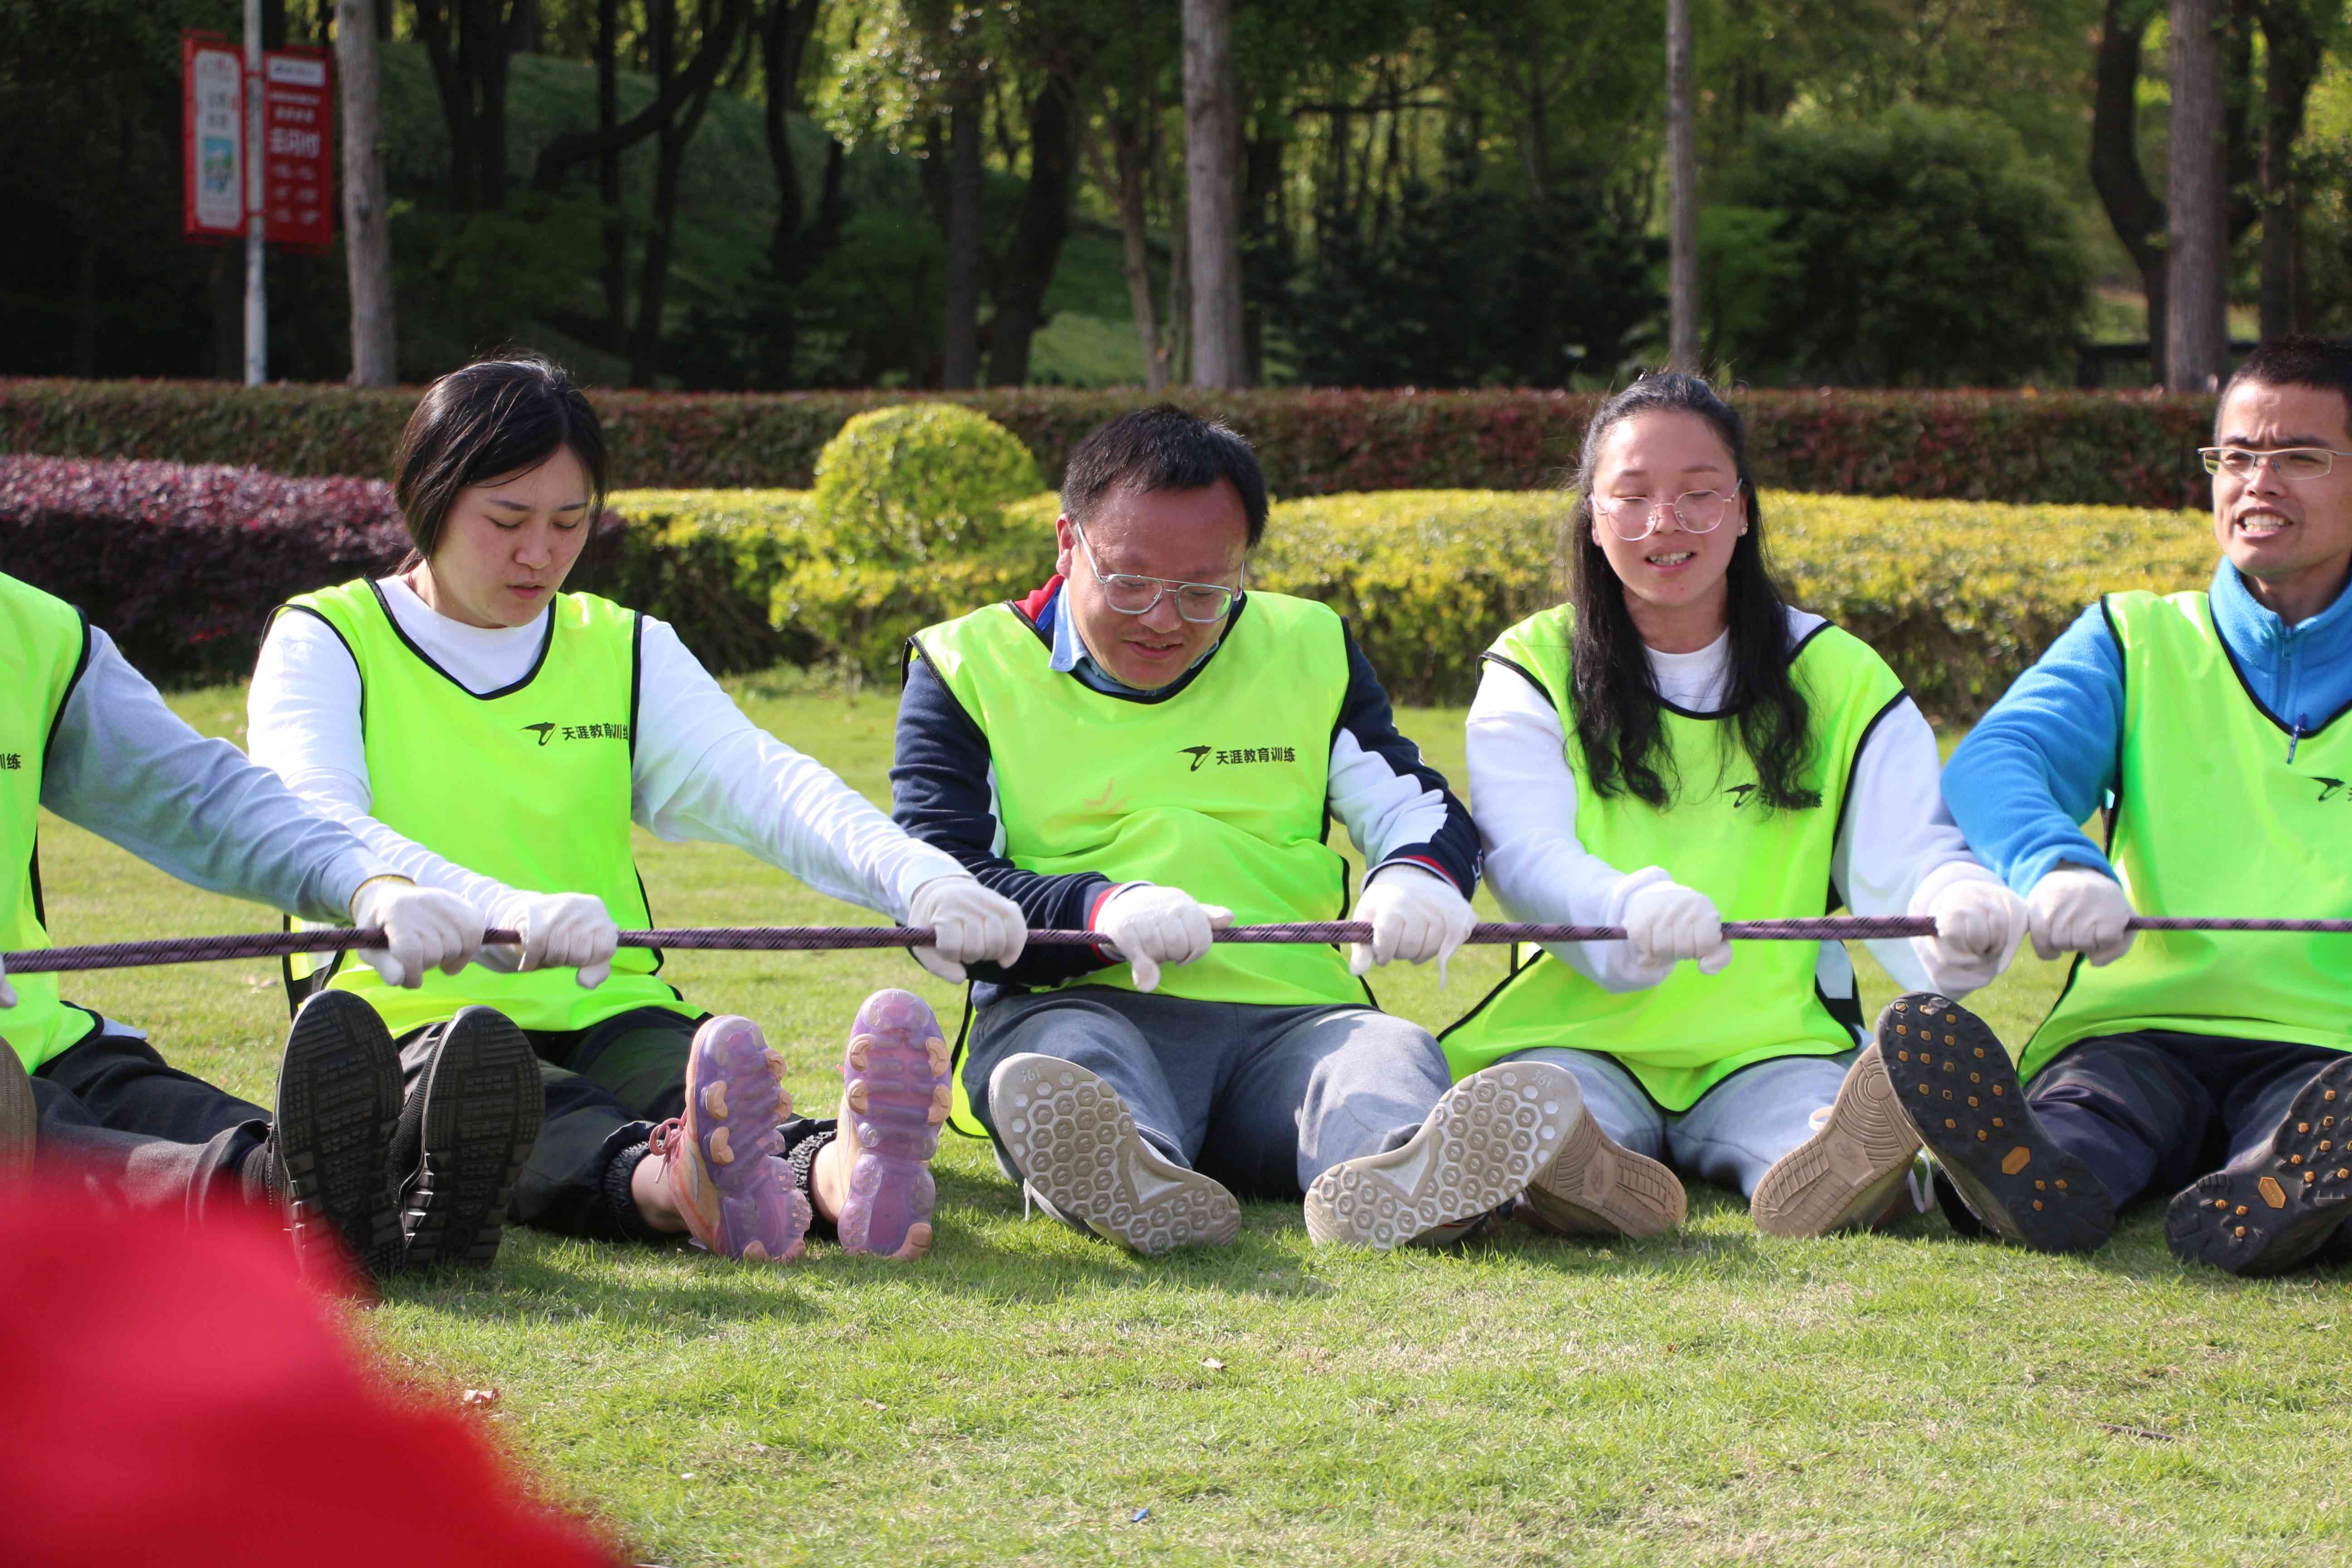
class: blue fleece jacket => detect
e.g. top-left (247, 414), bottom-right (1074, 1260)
top-left (1944, 560), bottom-right (2352, 891)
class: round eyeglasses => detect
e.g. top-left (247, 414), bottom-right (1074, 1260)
top-left (1071, 518), bottom-right (1244, 623)
top-left (1591, 481), bottom-right (1743, 542)
top-left (2198, 446), bottom-right (2352, 481)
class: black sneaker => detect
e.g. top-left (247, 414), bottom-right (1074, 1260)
top-left (0, 1039), bottom-right (35, 1175)
top-left (1877, 993), bottom-right (2115, 1254)
top-left (268, 990), bottom-right (405, 1282)
top-left (2166, 1054), bottom-right (2352, 1276)
top-left (392, 1007), bottom-right (542, 1269)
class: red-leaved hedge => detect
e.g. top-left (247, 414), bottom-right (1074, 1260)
top-left (0, 456), bottom-right (622, 684)
top-left (0, 378), bottom-right (2218, 509)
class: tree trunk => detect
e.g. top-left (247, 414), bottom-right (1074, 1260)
top-left (2091, 0), bottom-right (2167, 383)
top-left (1088, 118), bottom-right (1167, 390)
top-left (629, 2), bottom-right (722, 387)
top-left (941, 90), bottom-right (984, 389)
top-left (1181, 0), bottom-right (1245, 387)
top-left (337, 0), bottom-right (398, 385)
top-left (2255, 0), bottom-right (2328, 338)
top-left (762, 0), bottom-right (822, 282)
top-left (1665, 0), bottom-right (1699, 372)
top-left (71, 235), bottom-right (98, 378)
top-left (987, 73), bottom-right (1078, 387)
top-left (598, 0), bottom-right (626, 348)
top-left (2167, 0), bottom-right (2231, 390)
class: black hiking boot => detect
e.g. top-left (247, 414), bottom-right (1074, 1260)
top-left (392, 1007), bottom-right (542, 1269)
top-left (1877, 993), bottom-right (2115, 1254)
top-left (2166, 1054), bottom-right (2352, 1276)
top-left (261, 990), bottom-right (405, 1282)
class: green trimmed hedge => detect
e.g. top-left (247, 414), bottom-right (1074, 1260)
top-left (603, 485), bottom-right (2215, 720)
top-left (1, 379), bottom-right (2218, 509)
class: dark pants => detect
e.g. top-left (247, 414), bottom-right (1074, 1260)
top-left (2029, 1029), bottom-right (2344, 1205)
top-left (398, 1006), bottom-right (701, 1241)
top-left (31, 1027), bottom-right (270, 1220)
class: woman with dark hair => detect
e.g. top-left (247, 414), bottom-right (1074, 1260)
top-left (248, 353), bottom-right (1031, 1265)
top-left (1441, 372), bottom-right (2026, 1238)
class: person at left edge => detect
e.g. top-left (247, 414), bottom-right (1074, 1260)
top-left (895, 404), bottom-right (1584, 1254)
top-left (0, 566), bottom-right (511, 1282)
top-left (248, 354), bottom-right (1029, 1264)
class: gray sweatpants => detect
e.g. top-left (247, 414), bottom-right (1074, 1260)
top-left (963, 986), bottom-right (1455, 1196)
top-left (1502, 1045), bottom-right (1857, 1199)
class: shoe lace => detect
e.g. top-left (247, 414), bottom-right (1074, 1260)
top-left (647, 1117), bottom-right (684, 1160)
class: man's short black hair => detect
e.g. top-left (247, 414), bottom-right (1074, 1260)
top-left (2217, 335), bottom-right (2352, 443)
top-left (1059, 404), bottom-right (1269, 547)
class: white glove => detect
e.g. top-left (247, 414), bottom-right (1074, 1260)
top-left (0, 953), bottom-right (15, 1009)
top-left (906, 874), bottom-right (1029, 983)
top-left (1348, 864), bottom-right (1476, 982)
top-left (1091, 883), bottom-right (1233, 994)
top-left (1621, 875), bottom-right (1732, 977)
top-left (490, 892), bottom-right (619, 989)
top-left (1913, 876), bottom-right (2029, 995)
top-left (350, 877), bottom-right (486, 990)
top-left (2028, 865), bottom-right (2136, 965)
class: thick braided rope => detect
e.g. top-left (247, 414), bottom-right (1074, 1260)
top-left (8, 914), bottom-right (2350, 976)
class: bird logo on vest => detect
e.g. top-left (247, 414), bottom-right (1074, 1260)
top-left (2316, 776), bottom-right (2347, 804)
top-left (1726, 782), bottom-right (1759, 809)
top-left (524, 722), bottom-right (557, 747)
top-left (1181, 745), bottom-right (1213, 773)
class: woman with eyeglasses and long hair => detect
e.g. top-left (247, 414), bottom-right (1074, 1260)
top-left (1441, 372), bottom-right (2027, 1239)
top-left (246, 353), bottom-right (1031, 1267)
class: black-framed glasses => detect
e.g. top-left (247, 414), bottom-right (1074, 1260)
top-left (2198, 446), bottom-right (2352, 480)
top-left (1591, 481), bottom-right (1743, 542)
top-left (1070, 518), bottom-right (1244, 623)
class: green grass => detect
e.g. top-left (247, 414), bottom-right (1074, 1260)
top-left (41, 681), bottom-right (2350, 1567)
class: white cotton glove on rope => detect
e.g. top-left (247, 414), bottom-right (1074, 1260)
top-left (906, 874), bottom-right (1029, 983)
top-left (1913, 876), bottom-right (2029, 995)
top-left (1620, 873), bottom-right (1733, 979)
top-left (478, 892), bottom-right (620, 989)
top-left (1348, 864), bottom-right (1476, 983)
top-left (2029, 865), bottom-right (2137, 966)
top-left (350, 876), bottom-right (487, 990)
top-left (0, 955), bottom-right (16, 1009)
top-left (1091, 883), bottom-right (1233, 994)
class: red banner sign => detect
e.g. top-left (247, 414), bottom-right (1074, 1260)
top-left (182, 32), bottom-right (245, 240)
top-left (261, 47), bottom-right (334, 251)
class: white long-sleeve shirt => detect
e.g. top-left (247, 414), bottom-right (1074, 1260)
top-left (1465, 607), bottom-right (1999, 1006)
top-left (247, 575), bottom-right (966, 926)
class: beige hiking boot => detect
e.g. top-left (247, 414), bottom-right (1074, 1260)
top-left (1520, 1106), bottom-right (1686, 1239)
top-left (1750, 1042), bottom-right (1923, 1237)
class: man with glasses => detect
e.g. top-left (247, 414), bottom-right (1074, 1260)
top-left (892, 405), bottom-right (1583, 1254)
top-left (1909, 335), bottom-right (2352, 1273)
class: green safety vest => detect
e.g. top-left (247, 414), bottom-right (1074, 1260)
top-left (1440, 604), bottom-right (1907, 1111)
top-left (280, 580), bottom-right (691, 1038)
top-left (0, 573), bottom-right (101, 1073)
top-left (2021, 589), bottom-right (2352, 1079)
top-left (912, 592), bottom-right (1371, 1134)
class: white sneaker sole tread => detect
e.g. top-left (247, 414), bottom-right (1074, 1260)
top-left (991, 1055), bottom-right (1240, 1254)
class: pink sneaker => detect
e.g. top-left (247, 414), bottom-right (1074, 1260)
top-left (650, 1016), bottom-right (810, 1263)
top-left (833, 989), bottom-right (953, 1258)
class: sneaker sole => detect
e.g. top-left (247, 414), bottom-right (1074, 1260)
top-left (837, 989), bottom-right (951, 1258)
top-left (677, 1017), bottom-right (810, 1263)
top-left (277, 991), bottom-right (404, 1281)
top-left (401, 1008), bottom-right (542, 1270)
top-left (2166, 1054), bottom-right (2352, 1276)
top-left (1304, 1062), bottom-right (1583, 1250)
top-left (991, 1055), bottom-right (1239, 1254)
top-left (1752, 1043), bottom-right (1921, 1237)
top-left (0, 1044), bottom-right (34, 1176)
top-left (1880, 994), bottom-right (2113, 1254)
top-left (1520, 1107), bottom-right (1686, 1239)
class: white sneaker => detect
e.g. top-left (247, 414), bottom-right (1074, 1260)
top-left (1303, 1063), bottom-right (1584, 1250)
top-left (986, 1054), bottom-right (1240, 1254)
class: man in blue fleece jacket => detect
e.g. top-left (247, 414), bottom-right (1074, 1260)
top-left (1901, 336), bottom-right (2352, 1274)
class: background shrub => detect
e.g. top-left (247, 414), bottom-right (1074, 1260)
top-left (0, 380), bottom-right (2219, 510)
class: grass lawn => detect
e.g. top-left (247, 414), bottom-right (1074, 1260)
top-left (39, 678), bottom-right (2349, 1567)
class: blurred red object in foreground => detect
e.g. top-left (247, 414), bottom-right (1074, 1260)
top-left (0, 1179), bottom-right (617, 1568)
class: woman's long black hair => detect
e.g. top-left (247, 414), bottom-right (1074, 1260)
top-left (1567, 372), bottom-right (1819, 811)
